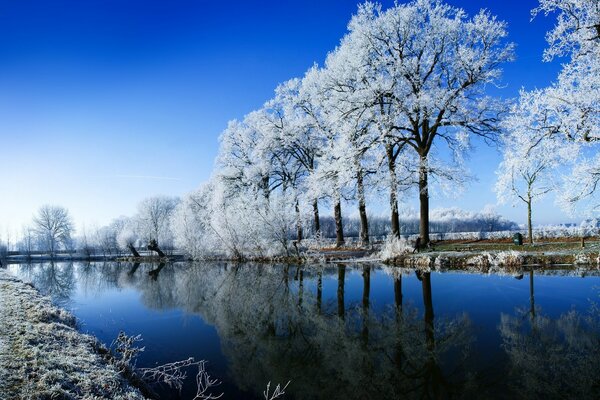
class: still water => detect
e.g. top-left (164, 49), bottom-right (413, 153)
top-left (7, 261), bottom-right (600, 399)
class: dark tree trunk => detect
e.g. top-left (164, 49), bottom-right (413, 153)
top-left (261, 175), bottom-right (270, 200)
top-left (337, 265), bottom-right (346, 319)
top-left (357, 168), bottom-right (370, 246)
top-left (127, 243), bottom-right (140, 258)
top-left (527, 196), bottom-right (533, 245)
top-left (419, 155), bottom-right (430, 247)
top-left (312, 199), bottom-right (321, 237)
top-left (334, 196), bottom-right (345, 247)
top-left (386, 143), bottom-right (400, 237)
top-left (295, 199), bottom-right (303, 242)
top-left (147, 239), bottom-right (165, 258)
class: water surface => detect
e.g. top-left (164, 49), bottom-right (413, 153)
top-left (7, 261), bottom-right (600, 399)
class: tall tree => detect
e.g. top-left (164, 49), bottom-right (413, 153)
top-left (530, 0), bottom-right (600, 212)
top-left (136, 196), bottom-right (179, 248)
top-left (496, 90), bottom-right (578, 244)
top-left (329, 0), bottom-right (514, 244)
top-left (33, 205), bottom-right (74, 256)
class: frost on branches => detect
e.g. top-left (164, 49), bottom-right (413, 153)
top-left (509, 0), bottom-right (600, 214)
top-left (496, 89), bottom-right (578, 243)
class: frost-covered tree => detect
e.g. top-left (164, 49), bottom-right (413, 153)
top-left (32, 205), bottom-right (74, 256)
top-left (529, 0), bottom-right (600, 212)
top-left (326, 0), bottom-right (514, 244)
top-left (310, 62), bottom-right (380, 245)
top-left (496, 90), bottom-right (578, 243)
top-left (136, 196), bottom-right (179, 250)
top-left (116, 219), bottom-right (140, 257)
top-left (266, 77), bottom-right (323, 237)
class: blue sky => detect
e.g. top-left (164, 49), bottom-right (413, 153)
top-left (0, 0), bottom-right (569, 234)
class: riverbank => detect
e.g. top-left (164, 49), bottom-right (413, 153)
top-left (383, 248), bottom-right (600, 269)
top-left (0, 269), bottom-right (146, 399)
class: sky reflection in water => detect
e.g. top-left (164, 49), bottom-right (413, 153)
top-left (8, 262), bottom-right (600, 400)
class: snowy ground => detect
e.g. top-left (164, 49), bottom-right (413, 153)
top-left (0, 269), bottom-right (146, 399)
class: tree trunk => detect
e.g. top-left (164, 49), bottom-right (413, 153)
top-left (419, 155), bottom-right (430, 247)
top-left (356, 168), bottom-right (370, 246)
top-left (334, 195), bottom-right (345, 247)
top-left (386, 143), bottom-right (400, 237)
top-left (527, 197), bottom-right (533, 245)
top-left (312, 199), bottom-right (321, 238)
top-left (127, 243), bottom-right (140, 258)
top-left (261, 175), bottom-right (270, 200)
top-left (147, 239), bottom-right (165, 257)
top-left (295, 199), bottom-right (303, 242)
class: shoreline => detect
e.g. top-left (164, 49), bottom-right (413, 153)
top-left (0, 269), bottom-right (148, 399)
top-left (4, 246), bottom-right (600, 267)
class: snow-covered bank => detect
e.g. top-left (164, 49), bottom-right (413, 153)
top-left (0, 269), bottom-right (146, 399)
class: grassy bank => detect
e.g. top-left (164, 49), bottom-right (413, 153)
top-left (0, 269), bottom-right (146, 399)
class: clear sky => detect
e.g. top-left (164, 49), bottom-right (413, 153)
top-left (0, 0), bottom-right (570, 236)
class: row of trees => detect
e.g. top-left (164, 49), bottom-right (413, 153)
top-left (5, 197), bottom-right (179, 257)
top-left (5, 0), bottom-right (596, 258)
top-left (173, 0), bottom-right (598, 256)
top-left (179, 0), bottom-right (600, 256)
top-left (2, 201), bottom-right (516, 259)
top-left (173, 0), bottom-right (517, 258)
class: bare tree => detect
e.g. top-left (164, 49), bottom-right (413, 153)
top-left (32, 205), bottom-right (74, 257)
top-left (136, 196), bottom-right (179, 252)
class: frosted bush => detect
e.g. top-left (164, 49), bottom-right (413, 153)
top-left (574, 252), bottom-right (592, 265)
top-left (493, 250), bottom-right (523, 267)
top-left (378, 235), bottom-right (412, 261)
top-left (466, 253), bottom-right (493, 267)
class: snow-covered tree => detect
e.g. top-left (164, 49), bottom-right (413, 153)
top-left (326, 0), bottom-right (514, 244)
top-left (309, 62), bottom-right (380, 245)
top-left (530, 0), bottom-right (600, 212)
top-left (136, 196), bottom-right (179, 250)
top-left (32, 205), bottom-right (74, 256)
top-left (496, 90), bottom-right (578, 243)
top-left (266, 77), bottom-right (323, 237)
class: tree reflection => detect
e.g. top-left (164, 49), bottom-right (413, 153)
top-left (12, 261), bottom-right (600, 399)
top-left (124, 263), bottom-right (482, 399)
top-left (499, 271), bottom-right (600, 399)
top-left (27, 261), bottom-right (76, 306)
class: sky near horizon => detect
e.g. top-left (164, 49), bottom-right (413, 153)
top-left (0, 0), bottom-right (572, 236)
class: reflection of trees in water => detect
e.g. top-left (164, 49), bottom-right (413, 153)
top-left (25, 261), bottom-right (76, 307)
top-left (499, 271), bottom-right (600, 400)
top-left (17, 261), bottom-right (600, 399)
top-left (115, 263), bottom-right (485, 399)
